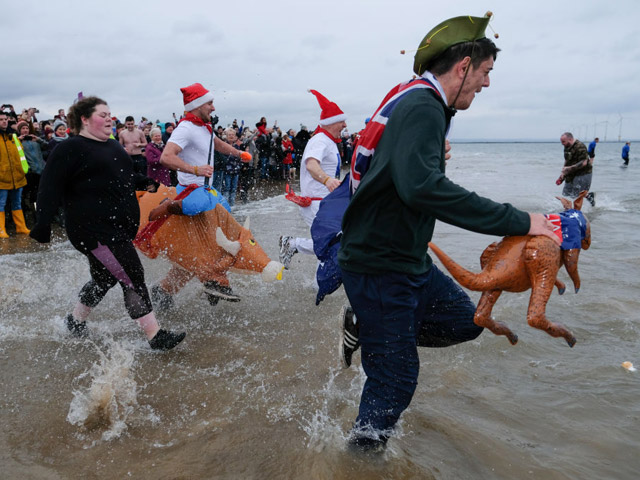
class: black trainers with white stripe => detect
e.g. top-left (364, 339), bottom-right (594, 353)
top-left (203, 281), bottom-right (241, 302)
top-left (279, 235), bottom-right (298, 270)
top-left (339, 305), bottom-right (360, 369)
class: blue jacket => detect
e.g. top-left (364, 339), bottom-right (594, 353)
top-left (622, 144), bottom-right (630, 159)
top-left (22, 138), bottom-right (46, 175)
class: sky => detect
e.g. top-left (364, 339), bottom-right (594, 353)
top-left (3, 0), bottom-right (640, 141)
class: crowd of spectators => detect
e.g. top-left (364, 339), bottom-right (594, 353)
top-left (0, 102), bottom-right (357, 235)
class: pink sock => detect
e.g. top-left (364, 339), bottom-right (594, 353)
top-left (137, 312), bottom-right (160, 340)
top-left (72, 303), bottom-right (92, 322)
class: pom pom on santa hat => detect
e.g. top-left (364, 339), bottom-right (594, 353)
top-left (308, 89), bottom-right (347, 126)
top-left (181, 83), bottom-right (214, 111)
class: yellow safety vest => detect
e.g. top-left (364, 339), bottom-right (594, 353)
top-left (12, 134), bottom-right (29, 174)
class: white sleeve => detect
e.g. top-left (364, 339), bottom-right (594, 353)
top-left (167, 123), bottom-right (190, 150)
top-left (302, 137), bottom-right (327, 165)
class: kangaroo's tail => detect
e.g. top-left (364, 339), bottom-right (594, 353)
top-left (428, 242), bottom-right (500, 291)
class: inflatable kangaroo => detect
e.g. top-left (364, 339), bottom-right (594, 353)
top-left (428, 191), bottom-right (591, 347)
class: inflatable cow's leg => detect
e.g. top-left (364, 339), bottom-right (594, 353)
top-left (151, 264), bottom-right (194, 311)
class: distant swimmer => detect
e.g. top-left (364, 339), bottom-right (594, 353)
top-left (588, 137), bottom-right (599, 162)
top-left (622, 141), bottom-right (630, 166)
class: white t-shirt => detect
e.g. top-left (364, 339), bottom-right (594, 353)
top-left (300, 132), bottom-right (341, 199)
top-left (168, 121), bottom-right (214, 186)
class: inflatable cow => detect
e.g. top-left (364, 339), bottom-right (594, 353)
top-left (135, 185), bottom-right (283, 307)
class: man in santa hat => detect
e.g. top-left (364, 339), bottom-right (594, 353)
top-left (279, 89), bottom-right (347, 269)
top-left (153, 82), bottom-right (251, 220)
top-left (150, 82), bottom-right (251, 301)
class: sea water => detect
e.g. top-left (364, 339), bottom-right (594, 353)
top-left (1, 141), bottom-right (638, 479)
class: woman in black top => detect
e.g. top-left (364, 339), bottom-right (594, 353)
top-left (30, 96), bottom-right (185, 351)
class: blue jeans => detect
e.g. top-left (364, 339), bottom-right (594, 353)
top-left (342, 265), bottom-right (482, 444)
top-left (260, 156), bottom-right (268, 178)
top-left (212, 170), bottom-right (224, 192)
top-left (222, 174), bottom-right (239, 207)
top-left (0, 188), bottom-right (23, 211)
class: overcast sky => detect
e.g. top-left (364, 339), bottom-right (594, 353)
top-left (3, 0), bottom-right (639, 141)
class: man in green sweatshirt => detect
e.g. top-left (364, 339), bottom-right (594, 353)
top-left (337, 12), bottom-right (561, 452)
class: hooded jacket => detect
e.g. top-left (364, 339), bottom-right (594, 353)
top-left (0, 127), bottom-right (27, 190)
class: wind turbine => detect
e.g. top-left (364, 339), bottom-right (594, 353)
top-left (617, 114), bottom-right (623, 141)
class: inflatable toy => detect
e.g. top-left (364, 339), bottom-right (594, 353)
top-left (429, 191), bottom-right (591, 347)
top-left (135, 185), bottom-right (283, 306)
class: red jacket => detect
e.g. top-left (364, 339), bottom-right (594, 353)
top-left (281, 138), bottom-right (294, 165)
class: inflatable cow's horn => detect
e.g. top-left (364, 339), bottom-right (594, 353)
top-left (216, 227), bottom-right (241, 256)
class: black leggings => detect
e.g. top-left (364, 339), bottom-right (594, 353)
top-left (79, 241), bottom-right (153, 319)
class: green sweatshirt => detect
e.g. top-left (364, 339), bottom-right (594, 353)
top-left (338, 88), bottom-right (530, 276)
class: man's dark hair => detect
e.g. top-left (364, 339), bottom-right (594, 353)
top-left (428, 38), bottom-right (500, 76)
top-left (125, 115), bottom-right (135, 123)
top-left (68, 96), bottom-right (107, 135)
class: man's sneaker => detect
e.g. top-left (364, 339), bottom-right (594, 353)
top-left (347, 433), bottom-right (388, 455)
top-left (149, 329), bottom-right (186, 351)
top-left (66, 313), bottom-right (88, 338)
top-left (339, 305), bottom-right (360, 369)
top-left (203, 281), bottom-right (241, 302)
top-left (279, 235), bottom-right (298, 270)
top-left (586, 191), bottom-right (596, 207)
top-left (151, 285), bottom-right (175, 312)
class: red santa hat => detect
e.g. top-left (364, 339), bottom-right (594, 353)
top-left (181, 83), bottom-right (215, 111)
top-left (308, 89), bottom-right (347, 126)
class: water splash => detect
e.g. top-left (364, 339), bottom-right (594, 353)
top-left (67, 338), bottom-right (146, 442)
top-left (300, 368), bottom-right (348, 452)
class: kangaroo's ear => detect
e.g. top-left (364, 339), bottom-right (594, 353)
top-left (556, 196), bottom-right (572, 210)
top-left (573, 190), bottom-right (588, 211)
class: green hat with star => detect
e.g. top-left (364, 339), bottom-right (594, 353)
top-left (412, 12), bottom-right (496, 75)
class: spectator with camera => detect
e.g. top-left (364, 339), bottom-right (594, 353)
top-left (1, 104), bottom-right (18, 121)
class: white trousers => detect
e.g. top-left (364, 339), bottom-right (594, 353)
top-left (294, 201), bottom-right (320, 255)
